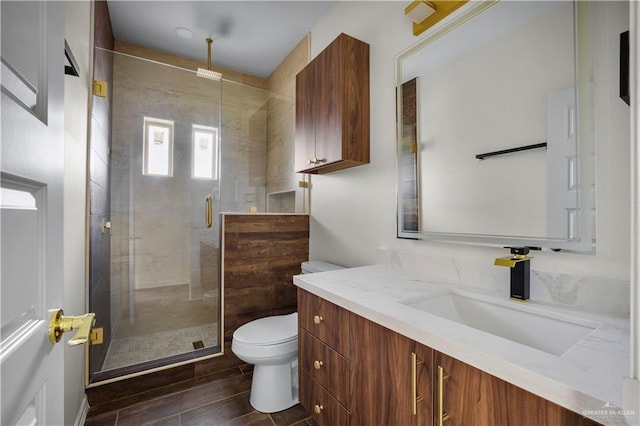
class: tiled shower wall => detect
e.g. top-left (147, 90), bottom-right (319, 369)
top-left (265, 34), bottom-right (310, 213)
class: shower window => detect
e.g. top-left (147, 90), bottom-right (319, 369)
top-left (143, 117), bottom-right (174, 176)
top-left (192, 124), bottom-right (218, 180)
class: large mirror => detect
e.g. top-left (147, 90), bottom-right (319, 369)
top-left (396, 0), bottom-right (596, 252)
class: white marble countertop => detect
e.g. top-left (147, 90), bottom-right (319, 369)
top-left (293, 265), bottom-right (630, 424)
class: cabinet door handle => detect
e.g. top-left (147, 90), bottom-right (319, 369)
top-left (437, 365), bottom-right (450, 426)
top-left (411, 352), bottom-right (424, 415)
top-left (314, 404), bottom-right (324, 414)
top-left (313, 315), bottom-right (323, 324)
top-left (307, 157), bottom-right (327, 165)
top-left (313, 360), bottom-right (324, 370)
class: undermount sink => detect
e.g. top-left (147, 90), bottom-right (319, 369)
top-left (401, 290), bottom-right (600, 356)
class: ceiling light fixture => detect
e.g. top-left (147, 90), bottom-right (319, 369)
top-left (196, 37), bottom-right (222, 81)
top-left (405, 1), bottom-right (436, 24)
top-left (405, 1), bottom-right (468, 36)
top-left (175, 27), bottom-right (193, 39)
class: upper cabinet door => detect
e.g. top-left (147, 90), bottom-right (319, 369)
top-left (314, 45), bottom-right (342, 166)
top-left (295, 33), bottom-right (370, 174)
top-left (295, 61), bottom-right (317, 172)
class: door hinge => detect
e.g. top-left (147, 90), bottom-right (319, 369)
top-left (89, 328), bottom-right (104, 345)
top-left (93, 80), bottom-right (108, 97)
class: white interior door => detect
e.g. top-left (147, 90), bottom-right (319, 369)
top-left (1, 2), bottom-right (66, 425)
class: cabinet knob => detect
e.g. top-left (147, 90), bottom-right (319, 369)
top-left (313, 360), bottom-right (324, 370)
top-left (313, 315), bottom-right (323, 324)
top-left (314, 404), bottom-right (324, 414)
top-left (307, 157), bottom-right (326, 165)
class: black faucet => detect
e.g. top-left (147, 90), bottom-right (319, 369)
top-left (494, 247), bottom-right (531, 301)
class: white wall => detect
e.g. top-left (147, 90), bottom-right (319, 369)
top-left (64, 1), bottom-right (92, 424)
top-left (309, 1), bottom-right (631, 281)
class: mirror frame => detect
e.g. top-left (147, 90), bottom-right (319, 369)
top-left (395, 0), bottom-right (596, 253)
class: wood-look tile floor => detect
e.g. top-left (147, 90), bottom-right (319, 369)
top-left (84, 366), bottom-right (312, 426)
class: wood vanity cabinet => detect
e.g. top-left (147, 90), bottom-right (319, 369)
top-left (435, 352), bottom-right (601, 426)
top-left (298, 289), bottom-right (350, 425)
top-left (298, 290), bottom-right (600, 426)
top-left (298, 289), bottom-right (432, 426)
top-left (294, 33), bottom-right (370, 174)
top-left (350, 314), bottom-right (434, 426)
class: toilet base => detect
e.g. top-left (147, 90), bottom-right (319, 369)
top-left (249, 361), bottom-right (298, 413)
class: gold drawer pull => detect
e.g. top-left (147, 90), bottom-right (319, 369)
top-left (314, 404), bottom-right (324, 414)
top-left (313, 360), bottom-right (324, 370)
top-left (437, 365), bottom-right (450, 425)
top-left (411, 352), bottom-right (424, 415)
top-left (313, 315), bottom-right (323, 324)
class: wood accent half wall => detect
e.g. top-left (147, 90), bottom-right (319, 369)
top-left (222, 213), bottom-right (310, 342)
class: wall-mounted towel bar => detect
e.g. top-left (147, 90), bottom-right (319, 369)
top-left (475, 142), bottom-right (547, 160)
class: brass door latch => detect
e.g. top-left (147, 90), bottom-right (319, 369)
top-left (48, 309), bottom-right (102, 346)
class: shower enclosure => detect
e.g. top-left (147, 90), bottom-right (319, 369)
top-left (88, 46), bottom-right (277, 383)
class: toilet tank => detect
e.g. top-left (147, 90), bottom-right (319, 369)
top-left (301, 261), bottom-right (344, 274)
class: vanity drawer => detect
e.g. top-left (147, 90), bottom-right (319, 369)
top-left (300, 371), bottom-right (349, 426)
top-left (298, 288), bottom-right (350, 356)
top-left (299, 329), bottom-right (350, 407)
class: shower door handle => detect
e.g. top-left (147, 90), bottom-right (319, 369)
top-left (205, 195), bottom-right (213, 228)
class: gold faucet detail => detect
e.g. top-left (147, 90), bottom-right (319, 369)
top-left (494, 253), bottom-right (530, 268)
top-left (494, 247), bottom-right (533, 301)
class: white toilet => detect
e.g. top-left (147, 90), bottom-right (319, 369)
top-left (231, 260), bottom-right (343, 413)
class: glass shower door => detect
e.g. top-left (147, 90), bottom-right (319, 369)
top-left (89, 48), bottom-right (222, 382)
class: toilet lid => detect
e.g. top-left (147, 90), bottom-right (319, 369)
top-left (233, 312), bottom-right (298, 345)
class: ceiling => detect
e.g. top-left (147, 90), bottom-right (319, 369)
top-left (106, 1), bottom-right (338, 78)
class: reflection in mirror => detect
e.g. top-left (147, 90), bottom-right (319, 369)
top-left (399, 78), bottom-right (420, 233)
top-left (396, 1), bottom-right (595, 252)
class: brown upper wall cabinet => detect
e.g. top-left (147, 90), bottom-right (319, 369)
top-left (295, 33), bottom-right (370, 174)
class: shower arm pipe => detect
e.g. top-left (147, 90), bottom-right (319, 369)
top-left (206, 38), bottom-right (213, 70)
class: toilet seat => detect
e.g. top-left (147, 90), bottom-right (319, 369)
top-left (233, 312), bottom-right (298, 346)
